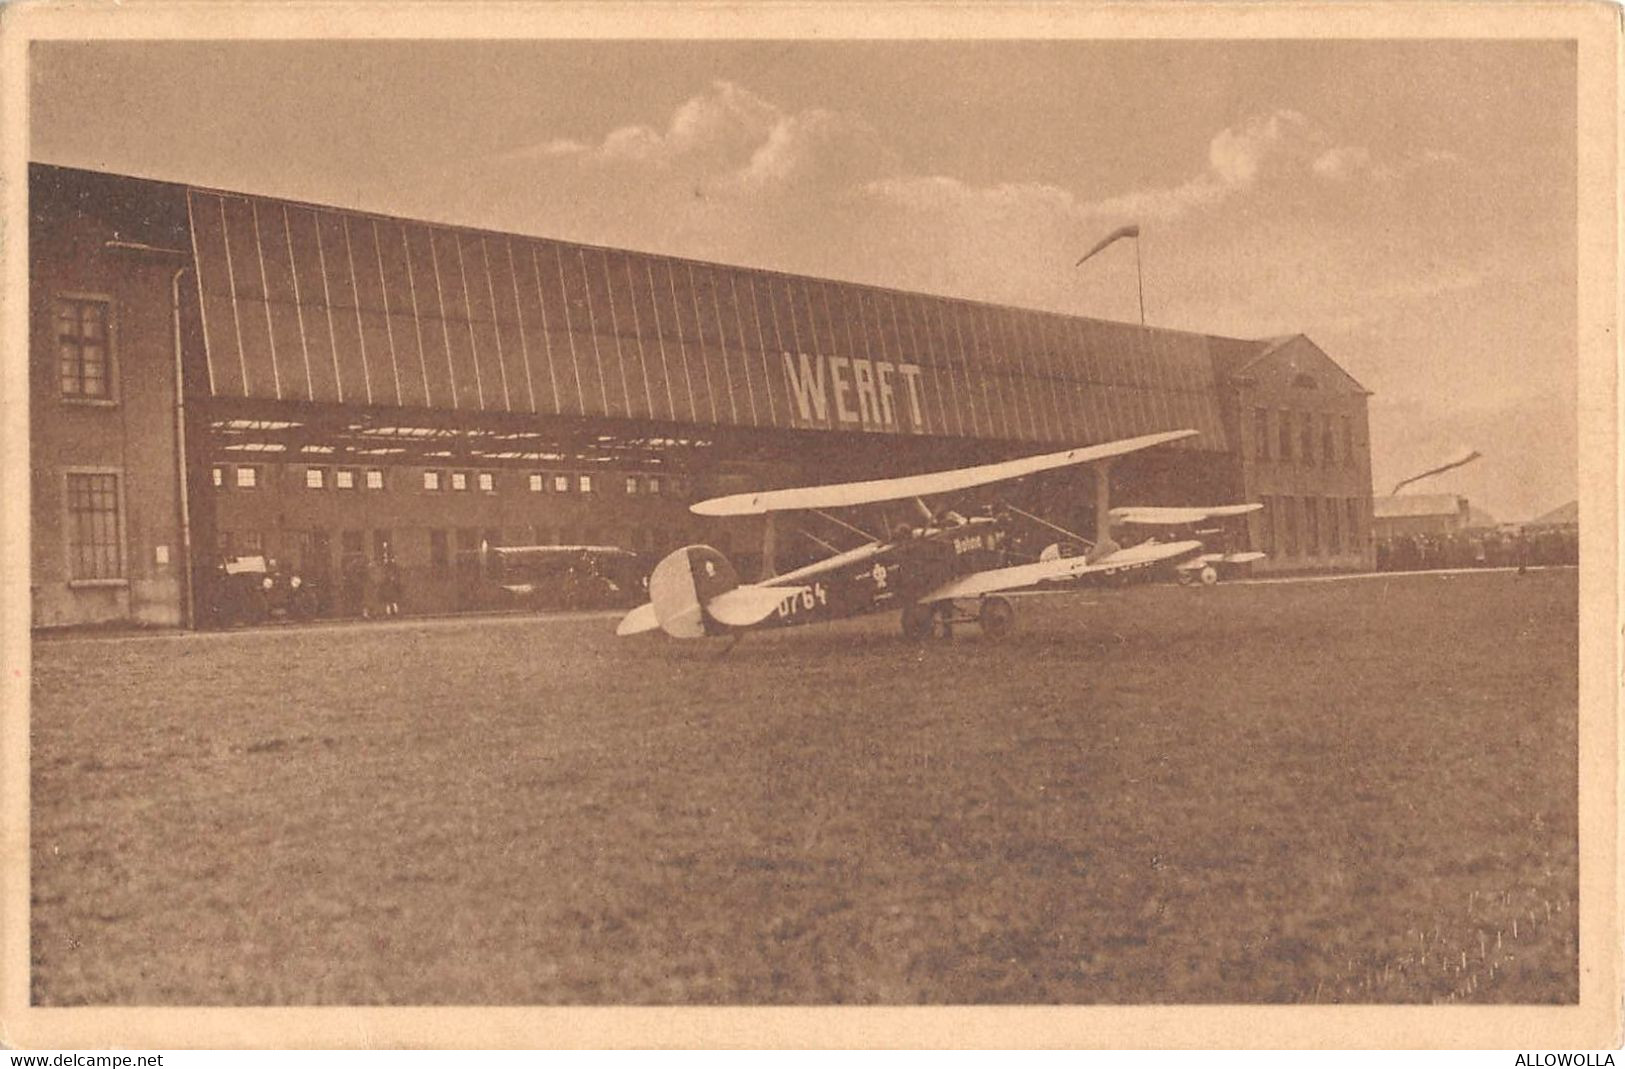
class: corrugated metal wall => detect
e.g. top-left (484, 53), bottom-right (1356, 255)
top-left (187, 188), bottom-right (1228, 451)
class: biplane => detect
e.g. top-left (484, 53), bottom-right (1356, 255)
top-left (1107, 504), bottom-right (1266, 585)
top-left (1031, 503), bottom-right (1266, 587)
top-left (616, 428), bottom-right (1213, 642)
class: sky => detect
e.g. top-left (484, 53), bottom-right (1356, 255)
top-left (29, 39), bottom-right (1577, 521)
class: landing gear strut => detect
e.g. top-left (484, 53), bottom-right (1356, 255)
top-left (899, 596), bottom-right (1016, 640)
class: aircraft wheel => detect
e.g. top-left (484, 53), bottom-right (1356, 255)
top-left (978, 595), bottom-right (1016, 639)
top-left (1176, 569), bottom-right (1196, 586)
top-left (900, 602), bottom-right (936, 641)
top-left (1199, 565), bottom-right (1219, 585)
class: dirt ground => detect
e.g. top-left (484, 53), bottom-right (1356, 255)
top-left (30, 568), bottom-right (1578, 1005)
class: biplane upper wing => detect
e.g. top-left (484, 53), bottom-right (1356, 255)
top-left (1108, 503), bottom-right (1262, 526)
top-left (691, 430), bottom-right (1198, 517)
top-left (918, 539), bottom-right (1203, 602)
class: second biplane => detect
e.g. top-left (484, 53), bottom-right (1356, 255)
top-left (616, 428), bottom-right (1224, 642)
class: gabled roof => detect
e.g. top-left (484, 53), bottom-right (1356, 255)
top-left (1228, 334), bottom-right (1372, 395)
top-left (1527, 500), bottom-right (1577, 526)
top-left (1372, 494), bottom-right (1466, 519)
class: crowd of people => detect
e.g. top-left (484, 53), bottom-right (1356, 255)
top-left (1375, 527), bottom-right (1578, 572)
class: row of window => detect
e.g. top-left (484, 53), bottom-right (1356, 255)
top-left (1255, 495), bottom-right (1368, 559)
top-left (212, 463), bottom-right (673, 497)
top-left (219, 524), bottom-right (683, 573)
top-left (1253, 408), bottom-right (1358, 469)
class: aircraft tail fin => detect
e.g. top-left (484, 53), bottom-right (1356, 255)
top-left (620, 545), bottom-right (742, 639)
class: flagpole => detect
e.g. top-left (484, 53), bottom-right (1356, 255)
top-left (1133, 237), bottom-right (1146, 326)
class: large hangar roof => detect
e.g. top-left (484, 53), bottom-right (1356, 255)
top-left (33, 164), bottom-right (1324, 456)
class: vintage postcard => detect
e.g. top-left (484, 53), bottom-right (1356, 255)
top-left (0, 0), bottom-right (1617, 1051)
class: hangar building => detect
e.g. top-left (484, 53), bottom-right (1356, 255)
top-left (28, 163), bottom-right (1376, 628)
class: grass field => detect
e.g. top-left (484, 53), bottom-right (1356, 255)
top-left (30, 568), bottom-right (1578, 1005)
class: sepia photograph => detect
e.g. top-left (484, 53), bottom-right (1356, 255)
top-left (2, 1), bottom-right (1617, 1050)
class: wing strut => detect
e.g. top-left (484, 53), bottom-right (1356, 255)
top-left (760, 513), bottom-right (778, 581)
top-left (1090, 459), bottom-right (1118, 562)
top-left (812, 509), bottom-right (878, 543)
top-left (1006, 505), bottom-right (1094, 550)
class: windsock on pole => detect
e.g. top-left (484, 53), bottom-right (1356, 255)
top-left (1076, 224), bottom-right (1145, 324)
top-left (1075, 224), bottom-right (1141, 266)
top-left (1391, 448), bottom-right (1482, 496)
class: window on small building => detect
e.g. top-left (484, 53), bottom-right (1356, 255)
top-left (647, 476), bottom-right (662, 495)
top-left (1304, 495), bottom-right (1320, 555)
top-left (1254, 408), bottom-right (1271, 460)
top-left (1277, 409), bottom-right (1292, 461)
top-left (305, 468), bottom-right (326, 490)
top-left (1322, 417), bottom-right (1336, 466)
top-left (1300, 414), bottom-right (1315, 468)
top-left (529, 473), bottom-right (544, 493)
top-left (578, 474), bottom-right (594, 494)
top-left (212, 466), bottom-right (225, 488)
top-left (423, 470), bottom-right (442, 491)
top-left (56, 297), bottom-right (113, 401)
top-left (1257, 497), bottom-right (1275, 556)
top-left (235, 465), bottom-right (259, 489)
top-left (218, 531), bottom-right (234, 556)
top-left (1282, 498), bottom-right (1299, 556)
top-left (366, 469), bottom-right (384, 490)
top-left (373, 529), bottom-right (393, 562)
top-left (1342, 416), bottom-right (1356, 469)
top-left (477, 472), bottom-right (494, 493)
top-left (335, 468), bottom-right (356, 490)
top-left (1327, 498), bottom-right (1342, 554)
top-left (1347, 498), bottom-right (1363, 551)
top-left (65, 472), bottom-right (122, 580)
top-left (553, 474), bottom-right (570, 493)
top-left (1292, 372), bottom-right (1319, 390)
top-left (451, 472), bottom-right (469, 492)
top-left (240, 531), bottom-right (264, 555)
top-left (625, 475), bottom-right (639, 495)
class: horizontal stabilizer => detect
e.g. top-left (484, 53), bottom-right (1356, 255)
top-left (706, 584), bottom-right (808, 628)
top-left (692, 430), bottom-right (1198, 517)
top-left (616, 602), bottom-right (661, 636)
top-left (1109, 503), bottom-right (1262, 526)
top-left (920, 540), bottom-right (1202, 602)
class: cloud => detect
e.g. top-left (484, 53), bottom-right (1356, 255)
top-left (1314, 142), bottom-right (1464, 182)
top-left (1312, 145), bottom-right (1378, 181)
top-left (504, 80), bottom-right (897, 196)
top-left (1208, 109), bottom-right (1314, 185)
top-left (863, 109), bottom-right (1332, 226)
top-left (736, 107), bottom-right (897, 191)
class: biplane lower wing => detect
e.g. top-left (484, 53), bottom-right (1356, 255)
top-left (1178, 550), bottom-right (1267, 568)
top-left (919, 539), bottom-right (1203, 602)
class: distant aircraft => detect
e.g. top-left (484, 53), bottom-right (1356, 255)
top-left (481, 543), bottom-right (645, 610)
top-left (615, 429), bottom-right (1209, 642)
top-left (1107, 504), bottom-right (1266, 586)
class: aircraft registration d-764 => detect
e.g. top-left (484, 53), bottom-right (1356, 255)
top-left (617, 429), bottom-right (1234, 642)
